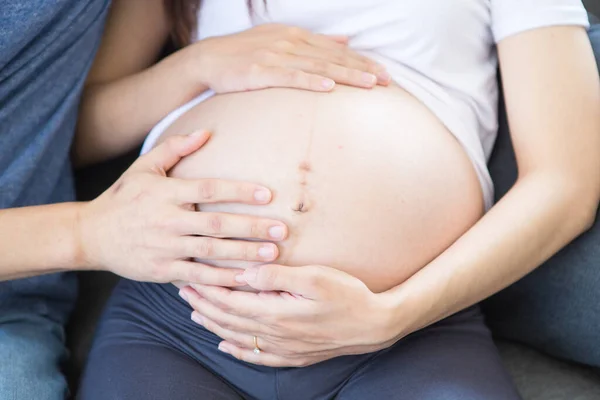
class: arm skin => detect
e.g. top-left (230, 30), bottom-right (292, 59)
top-left (72, 0), bottom-right (200, 167)
top-left (73, 0), bottom-right (390, 167)
top-left (178, 25), bottom-right (600, 367)
top-left (386, 25), bottom-right (600, 337)
top-left (0, 203), bottom-right (83, 281)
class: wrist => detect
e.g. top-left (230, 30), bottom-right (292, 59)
top-left (370, 288), bottom-right (411, 344)
top-left (177, 40), bottom-right (214, 93)
top-left (73, 201), bottom-right (102, 272)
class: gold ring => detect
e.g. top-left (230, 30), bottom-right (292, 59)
top-left (253, 336), bottom-right (261, 355)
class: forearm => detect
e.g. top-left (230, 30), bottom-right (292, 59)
top-left (385, 173), bottom-right (599, 338)
top-left (0, 203), bottom-right (88, 281)
top-left (74, 47), bottom-right (207, 167)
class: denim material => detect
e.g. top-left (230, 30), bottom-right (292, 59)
top-left (0, 308), bottom-right (71, 400)
top-left (0, 0), bottom-right (109, 398)
top-left (483, 22), bottom-right (600, 368)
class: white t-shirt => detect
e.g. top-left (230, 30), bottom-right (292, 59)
top-left (142, 0), bottom-right (590, 210)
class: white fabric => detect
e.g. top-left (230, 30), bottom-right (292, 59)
top-left (142, 0), bottom-right (589, 210)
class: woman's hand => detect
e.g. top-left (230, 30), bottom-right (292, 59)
top-left (179, 264), bottom-right (403, 367)
top-left (77, 131), bottom-right (288, 286)
top-left (188, 24), bottom-right (391, 93)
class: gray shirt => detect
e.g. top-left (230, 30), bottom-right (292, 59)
top-left (0, 0), bottom-right (110, 208)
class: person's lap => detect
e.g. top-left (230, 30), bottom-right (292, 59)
top-left (337, 306), bottom-right (520, 400)
top-left (0, 273), bottom-right (77, 400)
top-left (78, 279), bottom-right (520, 400)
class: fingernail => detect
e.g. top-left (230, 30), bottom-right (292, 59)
top-left (258, 245), bottom-right (276, 259)
top-left (191, 312), bottom-right (204, 325)
top-left (189, 130), bottom-right (209, 139)
top-left (268, 225), bottom-right (285, 240)
top-left (244, 267), bottom-right (259, 283)
top-left (235, 273), bottom-right (247, 284)
top-left (322, 79), bottom-right (335, 90)
top-left (178, 290), bottom-right (189, 302)
top-left (362, 73), bottom-right (376, 85)
top-left (254, 188), bottom-right (271, 202)
top-left (377, 71), bottom-right (391, 83)
top-left (218, 343), bottom-right (231, 354)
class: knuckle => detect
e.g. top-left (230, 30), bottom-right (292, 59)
top-left (311, 60), bottom-right (329, 74)
top-left (257, 265), bottom-right (278, 287)
top-left (159, 212), bottom-right (180, 231)
top-left (197, 238), bottom-right (215, 258)
top-left (306, 274), bottom-right (324, 293)
top-left (248, 219), bottom-right (261, 238)
top-left (366, 60), bottom-right (380, 73)
top-left (219, 320), bottom-right (234, 331)
top-left (335, 51), bottom-right (352, 66)
top-left (236, 183), bottom-right (255, 201)
top-left (347, 68), bottom-right (364, 83)
top-left (284, 69), bottom-right (305, 85)
top-left (211, 292), bottom-right (232, 312)
top-left (217, 300), bottom-right (233, 314)
top-left (230, 337), bottom-right (246, 348)
top-left (188, 266), bottom-right (209, 284)
top-left (118, 175), bottom-right (143, 196)
top-left (149, 263), bottom-right (168, 283)
top-left (286, 26), bottom-right (304, 38)
top-left (198, 179), bottom-right (216, 201)
top-left (205, 214), bottom-right (223, 235)
top-left (242, 243), bottom-right (257, 261)
top-left (254, 49), bottom-right (275, 64)
top-left (273, 39), bottom-right (293, 52)
top-left (248, 62), bottom-right (264, 76)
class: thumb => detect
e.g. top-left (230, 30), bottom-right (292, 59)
top-left (131, 130), bottom-right (211, 175)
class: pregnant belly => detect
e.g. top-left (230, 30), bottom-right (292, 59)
top-left (159, 84), bottom-right (484, 293)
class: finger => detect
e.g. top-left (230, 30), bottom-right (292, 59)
top-left (217, 342), bottom-right (318, 368)
top-left (240, 264), bottom-right (329, 298)
top-left (305, 32), bottom-right (350, 50)
top-left (180, 286), bottom-right (264, 335)
top-left (294, 46), bottom-right (390, 87)
top-left (192, 312), bottom-right (257, 349)
top-left (295, 40), bottom-right (389, 84)
top-left (170, 261), bottom-right (244, 286)
top-left (191, 284), bottom-right (307, 319)
top-left (130, 131), bottom-right (211, 174)
top-left (177, 236), bottom-right (279, 262)
top-left (291, 43), bottom-right (374, 73)
top-left (196, 311), bottom-right (332, 359)
top-left (276, 54), bottom-right (378, 89)
top-left (324, 35), bottom-right (349, 44)
top-left (252, 66), bottom-right (336, 92)
top-left (176, 211), bottom-right (288, 241)
top-left (167, 177), bottom-right (273, 205)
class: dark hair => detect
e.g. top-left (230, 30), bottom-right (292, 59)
top-left (164, 0), bottom-right (265, 48)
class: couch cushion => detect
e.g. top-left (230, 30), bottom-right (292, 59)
top-left (498, 340), bottom-right (600, 400)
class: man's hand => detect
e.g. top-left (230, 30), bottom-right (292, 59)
top-left (78, 131), bottom-right (288, 286)
top-left (179, 264), bottom-right (403, 367)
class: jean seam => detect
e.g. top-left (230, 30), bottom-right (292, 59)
top-left (274, 368), bottom-right (281, 400)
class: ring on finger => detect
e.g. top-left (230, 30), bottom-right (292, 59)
top-left (253, 335), bottom-right (262, 355)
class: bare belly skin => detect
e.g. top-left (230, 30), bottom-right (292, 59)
top-left (159, 84), bottom-right (484, 293)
